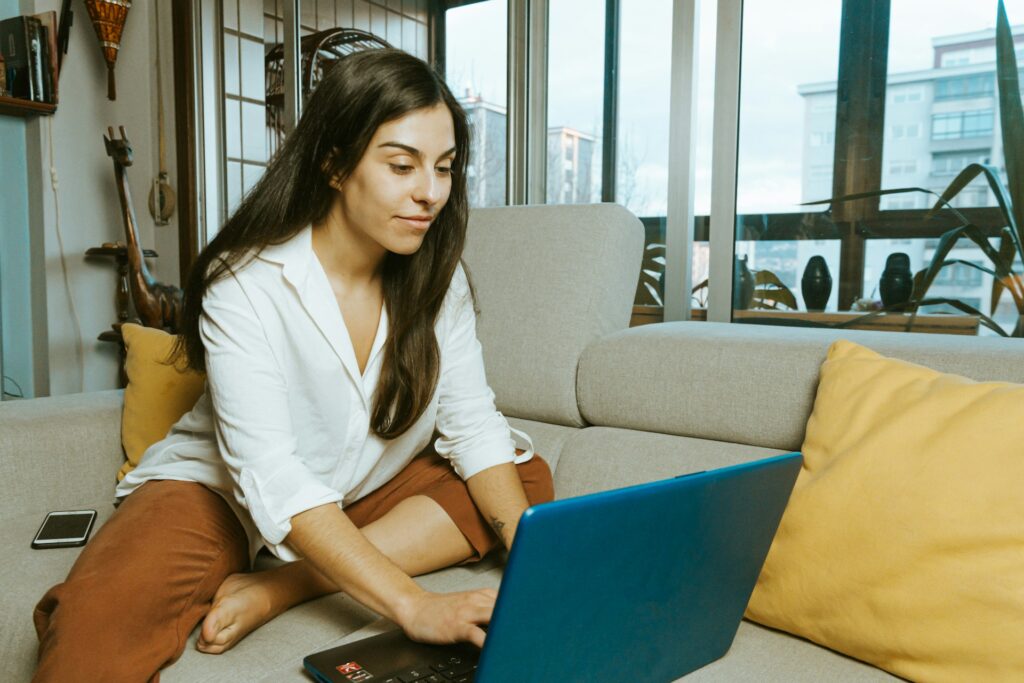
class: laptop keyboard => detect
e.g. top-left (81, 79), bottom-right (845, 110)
top-left (380, 655), bottom-right (478, 683)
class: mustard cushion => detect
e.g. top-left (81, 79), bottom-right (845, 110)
top-left (745, 339), bottom-right (1024, 682)
top-left (118, 323), bottom-right (206, 481)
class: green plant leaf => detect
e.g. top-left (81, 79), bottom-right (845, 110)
top-left (991, 232), bottom-right (1017, 314)
top-left (691, 277), bottom-right (709, 294)
top-left (753, 286), bottom-right (798, 310)
top-left (916, 223), bottom-right (1020, 307)
top-left (938, 258), bottom-right (999, 279)
top-left (997, 0), bottom-right (1024, 243)
top-left (802, 186), bottom-right (972, 225)
top-left (925, 163), bottom-right (1019, 238)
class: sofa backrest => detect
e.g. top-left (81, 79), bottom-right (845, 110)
top-left (464, 204), bottom-right (644, 427)
top-left (578, 321), bottom-right (1024, 451)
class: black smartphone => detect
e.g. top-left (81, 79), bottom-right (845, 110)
top-left (31, 509), bottom-right (97, 549)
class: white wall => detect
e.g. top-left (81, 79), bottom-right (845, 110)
top-left (20, 0), bottom-right (179, 396)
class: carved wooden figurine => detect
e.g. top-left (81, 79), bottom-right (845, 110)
top-left (103, 125), bottom-right (183, 332)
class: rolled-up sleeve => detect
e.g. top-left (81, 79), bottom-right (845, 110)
top-left (433, 267), bottom-right (518, 479)
top-left (200, 272), bottom-right (342, 546)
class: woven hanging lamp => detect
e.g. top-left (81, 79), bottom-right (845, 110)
top-left (83, 0), bottom-right (132, 100)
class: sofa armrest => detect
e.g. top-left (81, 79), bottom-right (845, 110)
top-left (0, 390), bottom-right (125, 518)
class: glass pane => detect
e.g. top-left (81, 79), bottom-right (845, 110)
top-left (240, 37), bottom-right (265, 100)
top-left (354, 0), bottom-right (370, 31)
top-left (445, 0), bottom-right (508, 208)
top-left (370, 3), bottom-right (387, 40)
top-left (617, 0), bottom-right (671, 218)
top-left (239, 0), bottom-right (263, 37)
top-left (225, 99), bottom-right (242, 159)
top-left (226, 161), bottom-right (243, 214)
top-left (242, 101), bottom-right (267, 162)
top-left (223, 33), bottom-right (240, 96)
top-left (545, 0), bottom-right (603, 205)
top-left (732, 0), bottom-right (1024, 337)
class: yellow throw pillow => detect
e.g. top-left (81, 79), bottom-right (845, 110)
top-left (745, 339), bottom-right (1024, 682)
top-left (118, 323), bottom-right (206, 481)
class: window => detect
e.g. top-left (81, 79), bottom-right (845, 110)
top-left (934, 261), bottom-right (984, 287)
top-left (888, 160), bottom-right (917, 174)
top-left (810, 131), bottom-right (835, 147)
top-left (891, 87), bottom-right (923, 103)
top-left (931, 150), bottom-right (990, 175)
top-left (725, 0), bottom-right (1022, 336)
top-left (931, 109), bottom-right (994, 140)
top-left (445, 0), bottom-right (508, 208)
top-left (891, 122), bottom-right (921, 139)
top-left (546, 0), bottom-right (605, 205)
top-left (934, 73), bottom-right (995, 100)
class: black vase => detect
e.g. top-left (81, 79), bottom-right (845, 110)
top-left (880, 252), bottom-right (914, 309)
top-left (801, 255), bottom-right (832, 311)
top-left (733, 256), bottom-right (755, 310)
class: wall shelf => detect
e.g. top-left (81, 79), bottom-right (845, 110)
top-left (0, 95), bottom-right (56, 117)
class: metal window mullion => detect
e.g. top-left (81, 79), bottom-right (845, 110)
top-left (663, 0), bottom-right (701, 322)
top-left (507, 0), bottom-right (528, 205)
top-left (283, 0), bottom-right (301, 134)
top-left (707, 0), bottom-right (743, 323)
top-left (600, 0), bottom-right (620, 204)
top-left (507, 0), bottom-right (547, 205)
top-left (526, 0), bottom-right (547, 204)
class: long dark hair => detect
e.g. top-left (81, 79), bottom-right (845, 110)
top-left (170, 49), bottom-right (471, 440)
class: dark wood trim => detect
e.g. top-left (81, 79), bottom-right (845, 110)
top-left (172, 0), bottom-right (199, 285)
top-left (832, 0), bottom-right (891, 309)
top-left (430, 0), bottom-right (446, 75)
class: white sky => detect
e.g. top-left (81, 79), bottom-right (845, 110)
top-left (445, 0), bottom-right (1024, 216)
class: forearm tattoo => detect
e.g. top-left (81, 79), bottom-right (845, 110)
top-left (489, 516), bottom-right (506, 537)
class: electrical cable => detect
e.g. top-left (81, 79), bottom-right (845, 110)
top-left (46, 116), bottom-right (86, 393)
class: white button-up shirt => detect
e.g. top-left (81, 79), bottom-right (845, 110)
top-left (116, 225), bottom-right (532, 563)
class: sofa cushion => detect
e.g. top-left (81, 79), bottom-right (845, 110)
top-left (119, 323), bottom-right (207, 480)
top-left (578, 321), bottom-right (1024, 451)
top-left (553, 426), bottom-right (786, 500)
top-left (464, 204), bottom-right (643, 427)
top-left (745, 340), bottom-right (1024, 682)
top-left (0, 390), bottom-right (124, 519)
top-left (2, 501), bottom-right (117, 682)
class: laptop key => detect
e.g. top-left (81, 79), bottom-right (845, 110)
top-left (446, 662), bottom-right (477, 678)
top-left (396, 668), bottom-right (431, 682)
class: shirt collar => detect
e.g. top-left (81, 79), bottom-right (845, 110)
top-left (257, 225), bottom-right (314, 288)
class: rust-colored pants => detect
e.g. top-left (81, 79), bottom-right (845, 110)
top-left (32, 451), bottom-right (553, 683)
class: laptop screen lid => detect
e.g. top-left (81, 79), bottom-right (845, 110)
top-left (474, 452), bottom-right (802, 683)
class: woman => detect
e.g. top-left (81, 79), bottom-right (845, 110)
top-left (32, 49), bottom-right (553, 682)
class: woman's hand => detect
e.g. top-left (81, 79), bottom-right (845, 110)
top-left (396, 588), bottom-right (498, 649)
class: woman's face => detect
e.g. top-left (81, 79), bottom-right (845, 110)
top-left (333, 103), bottom-right (457, 257)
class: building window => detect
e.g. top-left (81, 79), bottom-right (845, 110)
top-left (888, 160), bottom-right (918, 174)
top-left (934, 73), bottom-right (995, 100)
top-left (891, 123), bottom-right (920, 139)
top-left (891, 87), bottom-right (923, 104)
top-left (810, 131), bottom-right (835, 147)
top-left (931, 150), bottom-right (990, 175)
top-left (931, 109), bottom-right (994, 140)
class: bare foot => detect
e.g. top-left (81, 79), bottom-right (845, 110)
top-left (197, 572), bottom-right (281, 654)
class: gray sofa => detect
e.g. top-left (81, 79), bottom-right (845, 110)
top-left (3, 203), bottom-right (1021, 682)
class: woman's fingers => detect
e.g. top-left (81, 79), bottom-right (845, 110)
top-left (465, 624), bottom-right (487, 649)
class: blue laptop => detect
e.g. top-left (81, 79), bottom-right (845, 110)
top-left (304, 452), bottom-right (802, 683)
